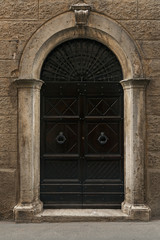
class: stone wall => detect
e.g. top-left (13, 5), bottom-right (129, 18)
top-left (0, 0), bottom-right (160, 219)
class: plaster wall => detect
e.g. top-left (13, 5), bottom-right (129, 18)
top-left (0, 0), bottom-right (160, 220)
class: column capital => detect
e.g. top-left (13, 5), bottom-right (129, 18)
top-left (120, 78), bottom-right (150, 90)
top-left (14, 78), bottom-right (44, 89)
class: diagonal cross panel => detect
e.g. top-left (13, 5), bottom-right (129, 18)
top-left (87, 97), bottom-right (120, 116)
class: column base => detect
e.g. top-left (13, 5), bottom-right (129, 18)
top-left (14, 200), bottom-right (43, 223)
top-left (122, 201), bottom-right (151, 221)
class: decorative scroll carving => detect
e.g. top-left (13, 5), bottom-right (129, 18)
top-left (71, 1), bottom-right (91, 26)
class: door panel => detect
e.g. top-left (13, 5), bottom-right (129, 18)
top-left (45, 122), bottom-right (79, 154)
top-left (85, 122), bottom-right (121, 154)
top-left (45, 97), bottom-right (79, 116)
top-left (43, 159), bottom-right (79, 180)
top-left (85, 160), bottom-right (121, 180)
top-left (40, 82), bottom-right (124, 208)
top-left (86, 97), bottom-right (121, 117)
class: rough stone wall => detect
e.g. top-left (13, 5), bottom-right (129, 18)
top-left (0, 0), bottom-right (160, 219)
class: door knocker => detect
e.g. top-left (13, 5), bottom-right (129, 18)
top-left (56, 132), bottom-right (66, 144)
top-left (98, 132), bottom-right (108, 145)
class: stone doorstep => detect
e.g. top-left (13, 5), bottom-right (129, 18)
top-left (34, 209), bottom-right (129, 223)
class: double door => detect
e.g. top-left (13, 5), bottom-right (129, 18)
top-left (40, 82), bottom-right (124, 208)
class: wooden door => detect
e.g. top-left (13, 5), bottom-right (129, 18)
top-left (40, 82), bottom-right (124, 208)
top-left (40, 38), bottom-right (124, 208)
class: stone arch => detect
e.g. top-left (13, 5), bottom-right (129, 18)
top-left (14, 11), bottom-right (151, 222)
top-left (19, 11), bottom-right (143, 80)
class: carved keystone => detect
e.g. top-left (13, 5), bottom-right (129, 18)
top-left (71, 1), bottom-right (91, 26)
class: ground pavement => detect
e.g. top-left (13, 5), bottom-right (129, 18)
top-left (0, 220), bottom-right (160, 240)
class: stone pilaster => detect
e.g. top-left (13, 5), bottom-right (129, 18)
top-left (120, 78), bottom-right (151, 221)
top-left (13, 79), bottom-right (44, 223)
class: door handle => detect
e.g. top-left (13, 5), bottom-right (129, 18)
top-left (98, 132), bottom-right (108, 145)
top-left (56, 132), bottom-right (66, 144)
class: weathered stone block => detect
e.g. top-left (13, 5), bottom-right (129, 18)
top-left (146, 79), bottom-right (160, 96)
top-left (0, 169), bottom-right (17, 220)
top-left (0, 0), bottom-right (38, 19)
top-left (0, 78), bottom-right (17, 96)
top-left (0, 86), bottom-right (17, 97)
top-left (39, 0), bottom-right (70, 19)
top-left (0, 40), bottom-right (26, 60)
top-left (148, 151), bottom-right (160, 169)
top-left (0, 151), bottom-right (17, 169)
top-left (147, 115), bottom-right (160, 133)
top-left (147, 171), bottom-right (160, 217)
top-left (148, 171), bottom-right (160, 200)
top-left (0, 60), bottom-right (19, 77)
top-left (0, 116), bottom-right (17, 134)
top-left (142, 59), bottom-right (160, 79)
top-left (39, 0), bottom-right (137, 20)
top-left (92, 0), bottom-right (137, 20)
top-left (148, 133), bottom-right (160, 151)
top-left (0, 97), bottom-right (17, 115)
top-left (137, 41), bottom-right (160, 59)
top-left (0, 78), bottom-right (13, 88)
top-left (0, 134), bottom-right (17, 151)
top-left (146, 60), bottom-right (160, 78)
top-left (148, 200), bottom-right (160, 217)
top-left (0, 21), bottom-right (44, 40)
top-left (141, 59), bottom-right (151, 79)
top-left (147, 95), bottom-right (160, 115)
top-left (119, 20), bottom-right (160, 40)
top-left (138, 0), bottom-right (160, 19)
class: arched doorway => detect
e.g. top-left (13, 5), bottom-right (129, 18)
top-left (40, 38), bottom-right (124, 209)
top-left (14, 11), bottom-right (151, 221)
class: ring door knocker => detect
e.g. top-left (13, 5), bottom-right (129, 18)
top-left (56, 132), bottom-right (66, 144)
top-left (98, 132), bottom-right (109, 145)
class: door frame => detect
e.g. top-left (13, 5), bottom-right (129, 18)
top-left (13, 11), bottom-right (151, 222)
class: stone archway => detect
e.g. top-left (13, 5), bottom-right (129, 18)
top-left (14, 10), bottom-right (151, 222)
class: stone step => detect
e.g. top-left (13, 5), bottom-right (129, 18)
top-left (35, 209), bottom-right (129, 222)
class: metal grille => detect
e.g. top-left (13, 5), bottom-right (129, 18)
top-left (40, 39), bottom-right (123, 82)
